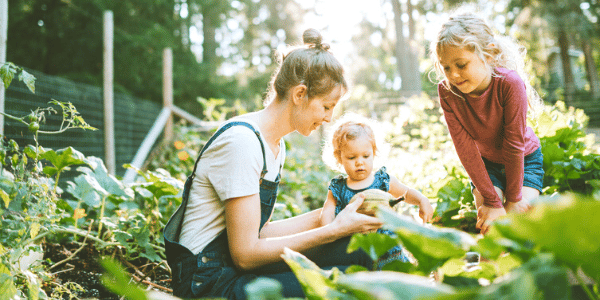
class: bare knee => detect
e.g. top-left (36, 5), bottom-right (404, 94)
top-left (521, 187), bottom-right (540, 205)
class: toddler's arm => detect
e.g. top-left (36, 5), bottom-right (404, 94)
top-left (388, 175), bottom-right (434, 224)
top-left (320, 190), bottom-right (338, 226)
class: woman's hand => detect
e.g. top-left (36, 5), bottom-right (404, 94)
top-left (418, 199), bottom-right (434, 224)
top-left (331, 193), bottom-right (383, 236)
top-left (476, 205), bottom-right (506, 234)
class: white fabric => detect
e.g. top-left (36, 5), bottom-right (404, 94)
top-left (179, 118), bottom-right (285, 255)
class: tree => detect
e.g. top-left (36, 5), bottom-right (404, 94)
top-left (507, 0), bottom-right (600, 103)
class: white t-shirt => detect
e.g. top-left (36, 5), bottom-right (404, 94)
top-left (179, 118), bottom-right (285, 255)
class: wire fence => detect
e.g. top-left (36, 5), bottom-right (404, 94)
top-left (4, 69), bottom-right (162, 179)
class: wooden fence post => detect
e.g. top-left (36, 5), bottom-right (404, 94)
top-left (103, 10), bottom-right (115, 175)
top-left (163, 48), bottom-right (173, 142)
top-left (0, 0), bottom-right (8, 135)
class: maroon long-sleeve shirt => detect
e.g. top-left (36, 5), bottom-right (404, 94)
top-left (438, 67), bottom-right (540, 208)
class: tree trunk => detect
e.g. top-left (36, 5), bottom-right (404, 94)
top-left (406, 0), bottom-right (421, 95)
top-left (391, 0), bottom-right (418, 95)
top-left (201, 5), bottom-right (218, 80)
top-left (558, 28), bottom-right (575, 103)
top-left (581, 38), bottom-right (600, 99)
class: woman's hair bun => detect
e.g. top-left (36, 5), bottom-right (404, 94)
top-left (303, 28), bottom-right (330, 50)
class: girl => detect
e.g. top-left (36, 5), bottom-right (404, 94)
top-left (430, 12), bottom-right (545, 234)
top-left (163, 29), bottom-right (383, 299)
top-left (320, 114), bottom-right (434, 268)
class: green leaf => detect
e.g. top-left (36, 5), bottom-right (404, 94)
top-left (0, 264), bottom-right (17, 300)
top-left (40, 147), bottom-right (85, 173)
top-left (493, 194), bottom-right (600, 283)
top-left (42, 166), bottom-right (59, 177)
top-left (0, 189), bottom-right (10, 208)
top-left (245, 277), bottom-right (284, 300)
top-left (377, 207), bottom-right (475, 274)
top-left (24, 145), bottom-right (47, 159)
top-left (0, 63), bottom-right (15, 89)
top-left (66, 176), bottom-right (102, 207)
top-left (347, 232), bottom-right (401, 263)
top-left (337, 271), bottom-right (455, 300)
top-left (281, 248), bottom-right (350, 300)
top-left (101, 258), bottom-right (147, 300)
top-left (78, 157), bottom-right (131, 198)
top-left (18, 69), bottom-right (36, 94)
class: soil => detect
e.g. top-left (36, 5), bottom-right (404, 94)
top-left (42, 241), bottom-right (172, 299)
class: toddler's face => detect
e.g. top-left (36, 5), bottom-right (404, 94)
top-left (339, 135), bottom-right (374, 182)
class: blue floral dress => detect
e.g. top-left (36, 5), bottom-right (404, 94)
top-left (329, 167), bottom-right (410, 268)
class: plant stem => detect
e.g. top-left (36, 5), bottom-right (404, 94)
top-left (0, 112), bottom-right (27, 125)
top-left (49, 221), bottom-right (93, 270)
top-left (98, 196), bottom-right (106, 239)
top-left (574, 267), bottom-right (598, 300)
top-left (54, 170), bottom-right (62, 194)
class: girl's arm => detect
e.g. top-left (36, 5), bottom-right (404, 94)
top-left (225, 193), bottom-right (383, 271)
top-left (500, 73), bottom-right (528, 203)
top-left (388, 175), bottom-right (433, 224)
top-left (320, 190), bottom-right (338, 226)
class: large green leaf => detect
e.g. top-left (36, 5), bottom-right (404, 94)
top-left (432, 254), bottom-right (570, 300)
top-left (77, 157), bottom-right (131, 198)
top-left (134, 168), bottom-right (182, 200)
top-left (281, 248), bottom-right (353, 300)
top-left (377, 207), bottom-right (476, 274)
top-left (336, 271), bottom-right (455, 300)
top-left (347, 232), bottom-right (402, 263)
top-left (0, 264), bottom-right (17, 300)
top-left (66, 175), bottom-right (104, 207)
top-left (39, 147), bottom-right (85, 174)
top-left (492, 195), bottom-right (600, 283)
top-left (245, 277), bottom-right (284, 300)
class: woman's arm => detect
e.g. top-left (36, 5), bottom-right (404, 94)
top-left (225, 193), bottom-right (382, 271)
top-left (259, 208), bottom-right (323, 238)
top-left (388, 175), bottom-right (433, 223)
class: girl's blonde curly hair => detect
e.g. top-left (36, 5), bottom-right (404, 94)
top-left (429, 10), bottom-right (542, 115)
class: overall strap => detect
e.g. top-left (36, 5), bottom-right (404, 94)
top-left (164, 121), bottom-right (268, 245)
top-left (190, 121), bottom-right (268, 181)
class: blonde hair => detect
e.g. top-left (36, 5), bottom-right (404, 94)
top-left (430, 11), bottom-right (542, 115)
top-left (322, 113), bottom-right (389, 173)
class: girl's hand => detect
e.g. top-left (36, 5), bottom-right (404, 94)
top-left (476, 206), bottom-right (506, 234)
top-left (504, 200), bottom-right (531, 213)
top-left (332, 193), bottom-right (383, 236)
top-left (419, 199), bottom-right (434, 224)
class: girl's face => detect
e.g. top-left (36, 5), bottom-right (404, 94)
top-left (339, 135), bottom-right (374, 182)
top-left (439, 45), bottom-right (492, 96)
top-left (294, 85), bottom-right (343, 136)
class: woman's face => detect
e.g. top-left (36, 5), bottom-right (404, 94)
top-left (339, 134), bottom-right (374, 182)
top-left (294, 85), bottom-right (343, 136)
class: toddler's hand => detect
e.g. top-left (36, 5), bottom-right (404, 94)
top-left (333, 193), bottom-right (383, 236)
top-left (476, 206), bottom-right (506, 235)
top-left (419, 199), bottom-right (434, 224)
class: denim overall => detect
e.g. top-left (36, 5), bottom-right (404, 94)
top-left (163, 121), bottom-right (280, 299)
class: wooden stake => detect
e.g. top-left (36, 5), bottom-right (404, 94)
top-left (0, 0), bottom-right (8, 135)
top-left (163, 48), bottom-right (173, 142)
top-left (103, 11), bottom-right (115, 175)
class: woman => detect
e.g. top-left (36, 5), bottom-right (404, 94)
top-left (163, 28), bottom-right (383, 299)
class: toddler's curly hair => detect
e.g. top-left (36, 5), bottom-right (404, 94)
top-left (322, 113), bottom-right (389, 173)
